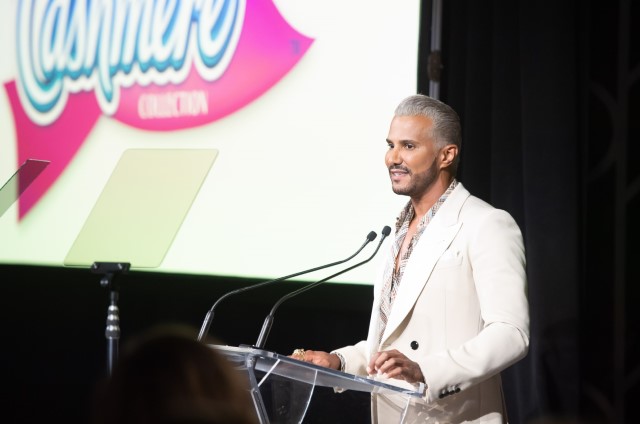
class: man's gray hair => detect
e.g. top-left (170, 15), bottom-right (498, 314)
top-left (394, 94), bottom-right (462, 150)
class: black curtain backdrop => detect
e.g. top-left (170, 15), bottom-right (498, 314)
top-left (438, 1), bottom-right (581, 422)
top-left (433, 0), bottom-right (639, 423)
top-left (1, 1), bottom-right (638, 423)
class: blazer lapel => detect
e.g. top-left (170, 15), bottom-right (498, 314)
top-left (379, 184), bottom-right (470, 345)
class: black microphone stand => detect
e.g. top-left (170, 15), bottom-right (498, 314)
top-left (92, 262), bottom-right (130, 376)
top-left (254, 226), bottom-right (391, 349)
top-left (197, 231), bottom-right (377, 342)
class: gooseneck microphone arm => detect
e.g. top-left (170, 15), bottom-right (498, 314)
top-left (254, 226), bottom-right (391, 349)
top-left (197, 230), bottom-right (378, 341)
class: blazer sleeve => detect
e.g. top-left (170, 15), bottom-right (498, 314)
top-left (332, 340), bottom-right (369, 376)
top-left (420, 208), bottom-right (530, 403)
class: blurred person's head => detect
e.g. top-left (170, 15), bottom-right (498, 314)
top-left (92, 324), bottom-right (257, 424)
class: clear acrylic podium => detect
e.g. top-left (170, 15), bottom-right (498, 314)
top-left (212, 345), bottom-right (425, 424)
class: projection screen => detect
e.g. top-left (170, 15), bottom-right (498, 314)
top-left (0, 0), bottom-right (420, 284)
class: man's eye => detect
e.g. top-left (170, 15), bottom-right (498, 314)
top-left (405, 144), bottom-right (414, 149)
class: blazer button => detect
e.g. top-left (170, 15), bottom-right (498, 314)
top-left (410, 341), bottom-right (419, 350)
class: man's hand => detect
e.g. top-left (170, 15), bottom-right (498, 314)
top-left (289, 349), bottom-right (341, 370)
top-left (367, 349), bottom-right (425, 384)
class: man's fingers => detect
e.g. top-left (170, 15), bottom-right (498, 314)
top-left (296, 350), bottom-right (335, 368)
top-left (366, 350), bottom-right (424, 383)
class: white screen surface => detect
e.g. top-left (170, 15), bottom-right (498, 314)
top-left (0, 0), bottom-right (419, 284)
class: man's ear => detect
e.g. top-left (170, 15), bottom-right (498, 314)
top-left (440, 144), bottom-right (459, 169)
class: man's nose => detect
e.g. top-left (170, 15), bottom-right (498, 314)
top-left (386, 148), bottom-right (402, 166)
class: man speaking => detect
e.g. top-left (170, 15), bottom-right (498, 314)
top-left (293, 94), bottom-right (529, 423)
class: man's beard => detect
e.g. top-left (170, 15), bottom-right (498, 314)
top-left (390, 157), bottom-right (438, 197)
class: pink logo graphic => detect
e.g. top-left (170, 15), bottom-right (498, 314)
top-left (4, 0), bottom-right (313, 219)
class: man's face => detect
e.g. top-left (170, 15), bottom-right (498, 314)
top-left (385, 115), bottom-right (440, 198)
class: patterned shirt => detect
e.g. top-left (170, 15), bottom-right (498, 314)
top-left (377, 179), bottom-right (458, 344)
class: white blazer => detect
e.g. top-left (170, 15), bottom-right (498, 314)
top-left (334, 183), bottom-right (530, 423)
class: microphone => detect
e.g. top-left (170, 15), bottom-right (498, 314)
top-left (197, 230), bottom-right (378, 341)
top-left (254, 226), bottom-right (391, 349)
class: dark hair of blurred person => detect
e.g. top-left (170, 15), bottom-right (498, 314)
top-left (91, 324), bottom-right (258, 424)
